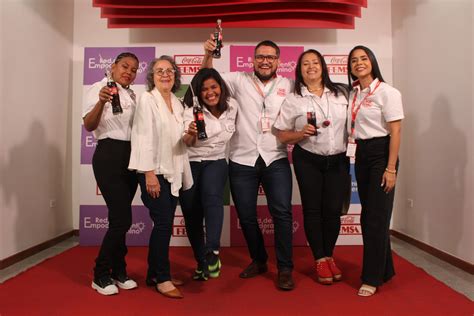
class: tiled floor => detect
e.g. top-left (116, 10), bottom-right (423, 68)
top-left (1, 236), bottom-right (472, 300)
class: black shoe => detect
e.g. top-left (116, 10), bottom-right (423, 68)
top-left (111, 273), bottom-right (138, 290)
top-left (91, 275), bottom-right (119, 295)
top-left (193, 262), bottom-right (210, 281)
top-left (239, 261), bottom-right (268, 279)
top-left (277, 270), bottom-right (294, 291)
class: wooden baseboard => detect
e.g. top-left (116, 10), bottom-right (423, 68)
top-left (390, 230), bottom-right (474, 275)
top-left (0, 230), bottom-right (79, 270)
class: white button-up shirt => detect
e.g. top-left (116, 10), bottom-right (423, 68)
top-left (275, 86), bottom-right (348, 156)
top-left (222, 72), bottom-right (294, 167)
top-left (347, 78), bottom-right (404, 140)
top-left (183, 98), bottom-right (238, 161)
top-left (82, 77), bottom-right (136, 141)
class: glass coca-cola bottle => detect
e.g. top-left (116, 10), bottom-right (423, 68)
top-left (106, 71), bottom-right (122, 114)
top-left (307, 103), bottom-right (317, 136)
top-left (212, 19), bottom-right (223, 59)
top-left (193, 96), bottom-right (208, 140)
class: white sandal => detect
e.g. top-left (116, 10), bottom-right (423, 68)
top-left (358, 284), bottom-right (377, 297)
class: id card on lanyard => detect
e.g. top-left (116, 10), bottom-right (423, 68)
top-left (347, 80), bottom-right (381, 157)
top-left (253, 75), bottom-right (278, 133)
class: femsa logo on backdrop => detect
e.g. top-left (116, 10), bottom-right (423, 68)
top-left (175, 55), bottom-right (204, 76)
top-left (323, 55), bottom-right (348, 75)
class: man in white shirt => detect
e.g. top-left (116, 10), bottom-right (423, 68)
top-left (202, 38), bottom-right (294, 290)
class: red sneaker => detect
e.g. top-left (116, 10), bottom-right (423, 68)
top-left (327, 257), bottom-right (342, 281)
top-left (315, 260), bottom-right (333, 285)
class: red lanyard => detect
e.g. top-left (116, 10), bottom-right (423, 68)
top-left (350, 80), bottom-right (381, 138)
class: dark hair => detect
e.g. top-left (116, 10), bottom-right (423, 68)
top-left (347, 45), bottom-right (385, 87)
top-left (255, 40), bottom-right (280, 57)
top-left (183, 68), bottom-right (230, 114)
top-left (295, 49), bottom-right (347, 97)
top-left (145, 55), bottom-right (181, 92)
top-left (114, 52), bottom-right (139, 64)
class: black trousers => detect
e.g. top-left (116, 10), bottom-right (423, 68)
top-left (355, 136), bottom-right (398, 286)
top-left (92, 138), bottom-right (138, 279)
top-left (293, 145), bottom-right (349, 260)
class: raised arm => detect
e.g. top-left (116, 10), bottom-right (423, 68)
top-left (201, 34), bottom-right (216, 69)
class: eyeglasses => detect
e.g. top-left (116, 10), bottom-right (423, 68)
top-left (153, 68), bottom-right (176, 76)
top-left (254, 55), bottom-right (278, 62)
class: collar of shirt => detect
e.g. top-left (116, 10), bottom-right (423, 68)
top-left (300, 84), bottom-right (331, 98)
top-left (352, 78), bottom-right (381, 94)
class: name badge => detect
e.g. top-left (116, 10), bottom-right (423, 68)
top-left (260, 117), bottom-right (271, 132)
top-left (346, 141), bottom-right (357, 158)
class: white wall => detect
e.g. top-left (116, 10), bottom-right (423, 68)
top-left (391, 0), bottom-right (473, 263)
top-left (0, 0), bottom-right (74, 259)
top-left (71, 0), bottom-right (394, 227)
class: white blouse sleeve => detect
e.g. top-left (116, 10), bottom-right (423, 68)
top-left (381, 86), bottom-right (404, 122)
top-left (274, 95), bottom-right (298, 131)
top-left (82, 81), bottom-right (104, 118)
top-left (128, 92), bottom-right (156, 172)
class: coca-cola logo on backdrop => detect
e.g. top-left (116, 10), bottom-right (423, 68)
top-left (175, 55), bottom-right (204, 76)
top-left (323, 54), bottom-right (348, 76)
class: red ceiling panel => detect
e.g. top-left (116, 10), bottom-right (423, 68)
top-left (92, 0), bottom-right (367, 29)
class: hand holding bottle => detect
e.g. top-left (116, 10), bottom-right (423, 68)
top-left (187, 121), bottom-right (198, 137)
top-left (98, 86), bottom-right (113, 106)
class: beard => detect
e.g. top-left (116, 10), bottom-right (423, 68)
top-left (254, 69), bottom-right (277, 82)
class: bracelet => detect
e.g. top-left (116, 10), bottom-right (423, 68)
top-left (385, 168), bottom-right (397, 174)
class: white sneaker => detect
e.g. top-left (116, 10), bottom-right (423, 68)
top-left (91, 277), bottom-right (119, 296)
top-left (113, 276), bottom-right (138, 290)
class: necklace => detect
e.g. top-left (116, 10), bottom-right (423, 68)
top-left (307, 86), bottom-right (323, 92)
top-left (311, 93), bottom-right (331, 127)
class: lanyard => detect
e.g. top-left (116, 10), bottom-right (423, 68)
top-left (252, 75), bottom-right (278, 114)
top-left (349, 80), bottom-right (381, 139)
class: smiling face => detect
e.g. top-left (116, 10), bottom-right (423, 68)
top-left (152, 59), bottom-right (175, 93)
top-left (253, 45), bottom-right (280, 82)
top-left (200, 78), bottom-right (221, 109)
top-left (350, 48), bottom-right (373, 81)
top-left (111, 56), bottom-right (138, 87)
top-left (300, 52), bottom-right (322, 85)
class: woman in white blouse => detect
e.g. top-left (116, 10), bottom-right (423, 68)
top-left (346, 46), bottom-right (403, 297)
top-left (128, 56), bottom-right (192, 299)
top-left (180, 68), bottom-right (237, 281)
top-left (83, 52), bottom-right (139, 296)
top-left (274, 49), bottom-right (349, 286)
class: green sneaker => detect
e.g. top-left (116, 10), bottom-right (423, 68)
top-left (207, 252), bottom-right (221, 278)
top-left (192, 264), bottom-right (209, 281)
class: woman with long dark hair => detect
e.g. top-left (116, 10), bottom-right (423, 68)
top-left (346, 46), bottom-right (404, 297)
top-left (275, 49), bottom-right (350, 285)
top-left (83, 52), bottom-right (139, 295)
top-left (180, 68), bottom-right (237, 280)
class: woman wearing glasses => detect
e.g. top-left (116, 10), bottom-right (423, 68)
top-left (83, 52), bottom-right (140, 296)
top-left (274, 49), bottom-right (350, 285)
top-left (129, 56), bottom-right (193, 299)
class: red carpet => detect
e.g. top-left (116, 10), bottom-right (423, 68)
top-left (0, 246), bottom-right (472, 315)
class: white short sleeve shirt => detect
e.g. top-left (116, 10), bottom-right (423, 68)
top-left (82, 77), bottom-right (137, 141)
top-left (183, 98), bottom-right (238, 161)
top-left (221, 72), bottom-right (294, 167)
top-left (347, 79), bottom-right (404, 140)
top-left (274, 86), bottom-right (348, 156)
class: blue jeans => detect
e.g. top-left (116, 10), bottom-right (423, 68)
top-left (138, 173), bottom-right (177, 283)
top-left (180, 159), bottom-right (228, 267)
top-left (229, 156), bottom-right (293, 270)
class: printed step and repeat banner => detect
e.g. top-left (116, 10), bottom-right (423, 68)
top-left (80, 45), bottom-right (362, 247)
